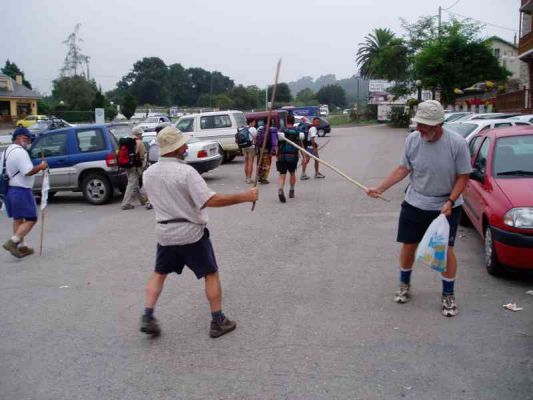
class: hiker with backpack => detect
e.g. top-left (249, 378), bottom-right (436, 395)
top-left (119, 126), bottom-right (147, 210)
top-left (236, 120), bottom-right (257, 184)
top-left (1, 127), bottom-right (47, 258)
top-left (276, 114), bottom-right (303, 202)
top-left (140, 127), bottom-right (258, 338)
top-left (255, 121), bottom-right (278, 184)
top-left (301, 117), bottom-right (325, 180)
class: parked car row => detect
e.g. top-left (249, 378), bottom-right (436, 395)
top-left (409, 111), bottom-right (524, 132)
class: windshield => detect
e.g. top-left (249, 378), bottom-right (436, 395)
top-left (177, 118), bottom-right (194, 132)
top-left (233, 112), bottom-right (247, 128)
top-left (447, 123), bottom-right (478, 138)
top-left (494, 135), bottom-right (533, 176)
top-left (145, 117), bottom-right (160, 123)
top-left (29, 121), bottom-right (49, 131)
top-left (108, 125), bottom-right (132, 139)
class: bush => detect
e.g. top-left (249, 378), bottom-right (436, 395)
top-left (54, 110), bottom-right (94, 123)
top-left (390, 106), bottom-right (410, 128)
top-left (365, 104), bottom-right (378, 120)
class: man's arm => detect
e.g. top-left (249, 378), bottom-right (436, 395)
top-left (366, 165), bottom-right (410, 198)
top-left (203, 188), bottom-right (258, 208)
top-left (26, 161), bottom-right (47, 176)
top-left (440, 174), bottom-right (470, 216)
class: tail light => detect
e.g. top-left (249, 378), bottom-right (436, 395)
top-left (106, 152), bottom-right (117, 167)
top-left (197, 150), bottom-right (208, 158)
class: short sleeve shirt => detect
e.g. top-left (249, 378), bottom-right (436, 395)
top-left (308, 126), bottom-right (318, 144)
top-left (1, 144), bottom-right (35, 189)
top-left (249, 126), bottom-right (257, 149)
top-left (400, 128), bottom-right (472, 211)
top-left (143, 158), bottom-right (216, 245)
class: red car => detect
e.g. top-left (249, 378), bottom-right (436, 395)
top-left (463, 126), bottom-right (533, 275)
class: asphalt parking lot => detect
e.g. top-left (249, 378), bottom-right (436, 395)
top-left (1, 125), bottom-right (532, 400)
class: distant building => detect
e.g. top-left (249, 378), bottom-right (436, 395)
top-left (0, 74), bottom-right (42, 122)
top-left (486, 36), bottom-right (529, 90)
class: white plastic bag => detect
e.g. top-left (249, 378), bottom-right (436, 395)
top-left (415, 214), bottom-right (450, 273)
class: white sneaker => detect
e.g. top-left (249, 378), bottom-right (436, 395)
top-left (394, 283), bottom-right (410, 304)
top-left (441, 294), bottom-right (458, 317)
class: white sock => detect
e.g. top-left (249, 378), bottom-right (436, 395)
top-left (11, 236), bottom-right (21, 244)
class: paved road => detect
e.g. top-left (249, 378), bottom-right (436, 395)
top-left (1, 125), bottom-right (532, 400)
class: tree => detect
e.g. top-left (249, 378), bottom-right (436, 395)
top-left (317, 85), bottom-right (347, 109)
top-left (52, 76), bottom-right (98, 110)
top-left (61, 23), bottom-right (90, 78)
top-left (1, 60), bottom-right (32, 89)
top-left (295, 88), bottom-right (318, 105)
top-left (213, 94), bottom-right (234, 110)
top-left (168, 63), bottom-right (193, 106)
top-left (122, 93), bottom-right (137, 120)
top-left (268, 82), bottom-right (292, 105)
top-left (356, 28), bottom-right (409, 81)
top-left (123, 57), bottom-right (170, 105)
top-left (227, 85), bottom-right (253, 110)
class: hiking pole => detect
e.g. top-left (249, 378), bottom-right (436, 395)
top-left (39, 146), bottom-right (46, 256)
top-left (278, 132), bottom-right (390, 202)
top-left (298, 139), bottom-right (330, 169)
top-left (251, 58), bottom-right (282, 212)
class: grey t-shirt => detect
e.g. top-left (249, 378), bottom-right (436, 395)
top-left (400, 128), bottom-right (472, 211)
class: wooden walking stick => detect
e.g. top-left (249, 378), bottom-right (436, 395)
top-left (279, 133), bottom-right (390, 202)
top-left (298, 139), bottom-right (330, 169)
top-left (251, 58), bottom-right (282, 211)
top-left (39, 147), bottom-right (46, 255)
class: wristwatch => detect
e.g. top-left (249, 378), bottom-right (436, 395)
top-left (447, 198), bottom-right (455, 206)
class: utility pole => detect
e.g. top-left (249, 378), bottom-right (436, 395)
top-left (438, 6), bottom-right (442, 38)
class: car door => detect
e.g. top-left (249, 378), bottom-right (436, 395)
top-left (464, 137), bottom-right (490, 233)
top-left (30, 130), bottom-right (72, 189)
top-left (71, 127), bottom-right (109, 183)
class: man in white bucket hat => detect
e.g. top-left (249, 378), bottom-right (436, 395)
top-left (366, 100), bottom-right (472, 317)
top-left (140, 126), bottom-right (258, 338)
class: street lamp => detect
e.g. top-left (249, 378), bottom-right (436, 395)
top-left (415, 80), bottom-right (422, 102)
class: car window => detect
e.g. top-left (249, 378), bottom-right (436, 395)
top-left (233, 112), bottom-right (247, 128)
top-left (200, 115), bottom-right (232, 129)
top-left (493, 134), bottom-right (533, 176)
top-left (479, 125), bottom-right (491, 132)
top-left (177, 118), bottom-right (194, 132)
top-left (27, 116), bottom-right (36, 121)
top-left (447, 123), bottom-right (477, 138)
top-left (473, 138), bottom-right (490, 174)
top-left (469, 136), bottom-right (483, 158)
top-left (76, 129), bottom-right (106, 152)
top-left (515, 122), bottom-right (530, 126)
top-left (494, 123), bottom-right (512, 128)
top-left (30, 132), bottom-right (68, 158)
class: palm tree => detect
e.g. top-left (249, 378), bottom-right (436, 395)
top-left (356, 28), bottom-right (405, 80)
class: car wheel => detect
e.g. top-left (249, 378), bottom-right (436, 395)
top-left (82, 173), bottom-right (112, 205)
top-left (318, 129), bottom-right (325, 137)
top-left (484, 225), bottom-right (503, 276)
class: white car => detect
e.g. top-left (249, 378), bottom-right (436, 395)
top-left (445, 119), bottom-right (531, 142)
top-left (508, 114), bottom-right (533, 124)
top-left (142, 132), bottom-right (222, 174)
top-left (457, 112), bottom-right (522, 121)
top-left (135, 116), bottom-right (171, 132)
top-left (409, 111), bottom-right (473, 132)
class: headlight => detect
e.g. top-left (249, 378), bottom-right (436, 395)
top-left (503, 208), bottom-right (533, 229)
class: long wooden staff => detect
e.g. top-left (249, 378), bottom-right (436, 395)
top-left (251, 58), bottom-right (282, 211)
top-left (39, 146), bottom-right (46, 256)
top-left (279, 133), bottom-right (390, 202)
top-left (298, 139), bottom-right (330, 169)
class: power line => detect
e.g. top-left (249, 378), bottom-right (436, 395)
top-left (442, 0), bottom-right (461, 11)
top-left (445, 10), bottom-right (518, 32)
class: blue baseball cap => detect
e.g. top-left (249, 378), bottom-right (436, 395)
top-left (12, 127), bottom-right (35, 141)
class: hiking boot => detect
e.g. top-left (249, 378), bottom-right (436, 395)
top-left (300, 174), bottom-right (310, 181)
top-left (278, 189), bottom-right (286, 203)
top-left (289, 189), bottom-right (295, 198)
top-left (145, 202), bottom-right (153, 210)
top-left (441, 294), bottom-right (458, 317)
top-left (209, 317), bottom-right (237, 338)
top-left (140, 315), bottom-right (161, 337)
top-left (18, 246), bottom-right (35, 257)
top-left (121, 204), bottom-right (135, 210)
top-left (315, 172), bottom-right (325, 179)
top-left (2, 239), bottom-right (23, 259)
top-left (259, 178), bottom-right (270, 184)
top-left (394, 283), bottom-right (410, 304)
top-left (245, 177), bottom-right (252, 184)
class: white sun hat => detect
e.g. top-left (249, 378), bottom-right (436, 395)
top-left (412, 100), bottom-right (445, 126)
top-left (157, 126), bottom-right (190, 156)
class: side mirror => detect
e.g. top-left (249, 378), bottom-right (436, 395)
top-left (470, 167), bottom-right (485, 183)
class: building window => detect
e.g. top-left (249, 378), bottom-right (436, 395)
top-left (521, 12), bottom-right (532, 37)
top-left (494, 48), bottom-right (501, 58)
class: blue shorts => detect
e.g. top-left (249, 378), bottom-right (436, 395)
top-left (397, 201), bottom-right (461, 247)
top-left (154, 228), bottom-right (218, 279)
top-left (5, 186), bottom-right (38, 221)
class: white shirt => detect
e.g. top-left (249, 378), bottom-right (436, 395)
top-left (308, 126), bottom-right (318, 145)
top-left (249, 126), bottom-right (257, 148)
top-left (1, 144), bottom-right (35, 189)
top-left (143, 157), bottom-right (216, 245)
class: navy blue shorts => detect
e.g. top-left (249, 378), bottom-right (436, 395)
top-left (5, 186), bottom-right (38, 221)
top-left (397, 201), bottom-right (461, 247)
top-left (155, 228), bottom-right (218, 279)
top-left (276, 160), bottom-right (298, 174)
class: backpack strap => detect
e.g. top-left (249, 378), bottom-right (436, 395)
top-left (2, 147), bottom-right (22, 180)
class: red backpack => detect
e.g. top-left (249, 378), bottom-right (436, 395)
top-left (117, 137), bottom-right (138, 168)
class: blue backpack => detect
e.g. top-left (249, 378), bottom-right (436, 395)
top-left (0, 148), bottom-right (20, 203)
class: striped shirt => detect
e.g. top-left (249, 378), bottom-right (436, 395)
top-left (143, 157), bottom-right (216, 245)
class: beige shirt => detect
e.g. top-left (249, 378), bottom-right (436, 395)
top-left (143, 157), bottom-right (216, 245)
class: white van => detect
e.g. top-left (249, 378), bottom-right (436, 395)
top-left (176, 111), bottom-right (246, 161)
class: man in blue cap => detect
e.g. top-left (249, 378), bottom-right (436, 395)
top-left (1, 127), bottom-right (47, 258)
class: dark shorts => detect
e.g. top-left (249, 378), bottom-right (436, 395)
top-left (5, 186), bottom-right (38, 221)
top-left (155, 228), bottom-right (218, 279)
top-left (397, 201), bottom-right (461, 247)
top-left (276, 160), bottom-right (297, 174)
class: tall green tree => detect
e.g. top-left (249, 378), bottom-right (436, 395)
top-left (295, 88), bottom-right (318, 105)
top-left (122, 92), bottom-right (137, 120)
top-left (268, 82), bottom-right (292, 105)
top-left (355, 28), bottom-right (408, 81)
top-left (52, 76), bottom-right (98, 110)
top-left (121, 57), bottom-right (170, 105)
top-left (317, 85), bottom-right (347, 109)
top-left (1, 60), bottom-right (32, 89)
top-left (168, 63), bottom-right (193, 106)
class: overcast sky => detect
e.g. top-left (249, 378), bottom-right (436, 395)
top-left (1, 0), bottom-right (520, 95)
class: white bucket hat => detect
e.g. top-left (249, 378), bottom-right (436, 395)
top-left (132, 126), bottom-right (144, 137)
top-left (157, 126), bottom-right (189, 156)
top-left (412, 100), bottom-right (445, 126)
